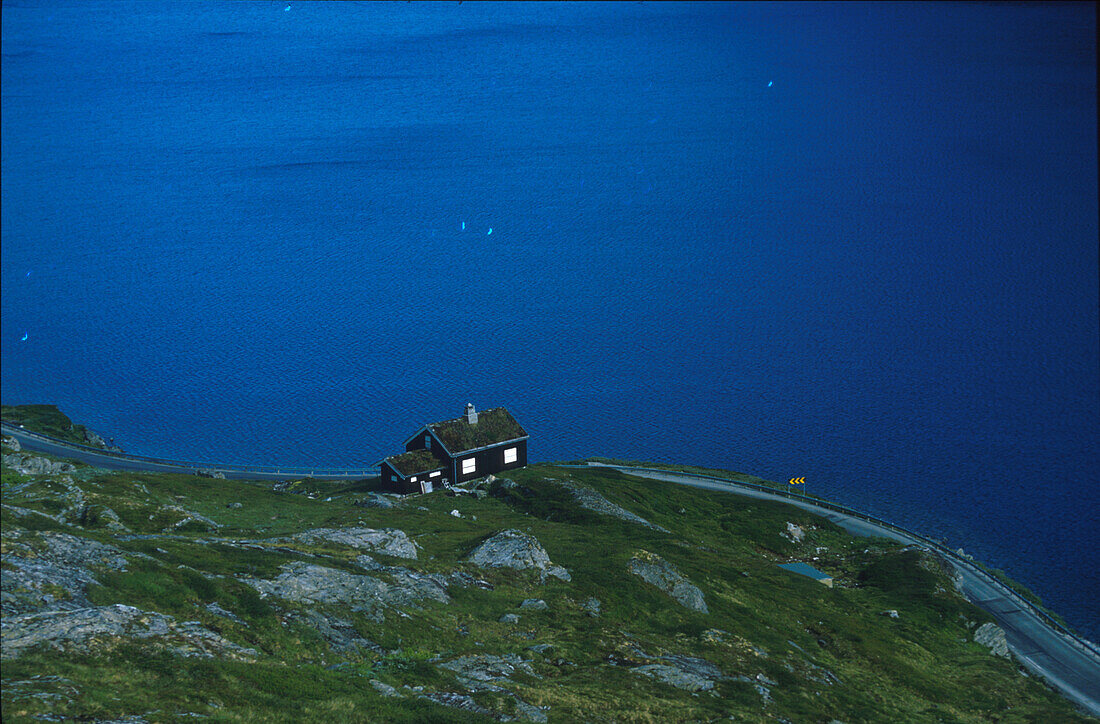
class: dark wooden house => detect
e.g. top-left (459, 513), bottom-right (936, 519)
top-left (381, 404), bottom-right (528, 494)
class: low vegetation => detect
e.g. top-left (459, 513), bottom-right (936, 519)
top-left (1, 418), bottom-right (1092, 723)
top-left (1, 404), bottom-right (100, 446)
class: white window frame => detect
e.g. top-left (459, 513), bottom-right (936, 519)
top-left (461, 457), bottom-right (476, 475)
top-left (410, 476), bottom-right (417, 483)
top-left (504, 447), bottom-right (518, 465)
top-left (430, 470), bottom-right (441, 478)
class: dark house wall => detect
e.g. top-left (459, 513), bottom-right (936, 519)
top-left (450, 439), bottom-right (528, 484)
top-left (383, 460), bottom-right (450, 495)
top-left (381, 462), bottom-right (399, 493)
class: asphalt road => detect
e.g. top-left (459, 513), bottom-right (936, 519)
top-left (596, 465), bottom-right (1100, 717)
top-left (0, 424), bottom-right (375, 481)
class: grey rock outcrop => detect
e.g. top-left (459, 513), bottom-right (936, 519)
top-left (543, 565), bottom-right (571, 583)
top-left (370, 679), bottom-right (402, 698)
top-left (382, 567), bottom-right (452, 604)
top-left (283, 609), bottom-right (384, 654)
top-left (1, 604), bottom-right (257, 661)
top-left (204, 602), bottom-right (246, 626)
top-left (633, 663), bottom-right (716, 692)
top-left (520, 599), bottom-right (548, 611)
top-left (2, 434), bottom-right (21, 452)
top-left (356, 493), bottom-right (398, 509)
top-left (628, 551), bottom-right (708, 613)
top-left (623, 646), bottom-right (726, 693)
top-left (786, 522), bottom-right (806, 542)
top-left (82, 428), bottom-right (123, 453)
top-left (160, 505), bottom-right (221, 533)
top-left (436, 653), bottom-right (548, 722)
top-left (242, 561), bottom-right (448, 620)
top-left (974, 622), bottom-right (1012, 658)
top-left (545, 478), bottom-right (669, 532)
top-left (582, 597), bottom-right (601, 617)
top-left (439, 653), bottom-right (537, 684)
top-left (289, 527), bottom-right (418, 559)
top-left (91, 505), bottom-right (131, 532)
top-left (1, 532), bottom-right (138, 616)
top-left (417, 691), bottom-right (499, 720)
top-left (467, 530), bottom-right (569, 583)
top-left (2, 453), bottom-right (76, 476)
top-left (499, 613), bottom-right (520, 624)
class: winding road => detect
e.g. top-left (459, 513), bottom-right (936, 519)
top-left (586, 464), bottom-right (1100, 718)
top-left (2, 424), bottom-right (1097, 715)
top-left (0, 423), bottom-right (377, 481)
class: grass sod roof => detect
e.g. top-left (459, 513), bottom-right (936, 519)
top-left (385, 449), bottom-right (446, 477)
top-left (428, 407), bottom-right (527, 454)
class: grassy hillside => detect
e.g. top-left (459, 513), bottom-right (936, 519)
top-left (1, 404), bottom-right (97, 446)
top-left (1, 442), bottom-right (1091, 722)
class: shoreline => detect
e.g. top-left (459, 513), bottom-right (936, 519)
top-left (3, 414), bottom-right (1098, 715)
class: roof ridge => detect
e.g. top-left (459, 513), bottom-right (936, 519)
top-left (427, 406), bottom-right (507, 428)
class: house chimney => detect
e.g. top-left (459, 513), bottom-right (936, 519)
top-left (465, 403), bottom-right (478, 425)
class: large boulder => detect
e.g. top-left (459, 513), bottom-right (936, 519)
top-left (467, 530), bottom-right (550, 570)
top-left (1, 604), bottom-right (257, 661)
top-left (466, 529), bottom-right (570, 583)
top-left (627, 551), bottom-right (708, 613)
top-left (973, 622), bottom-right (1012, 658)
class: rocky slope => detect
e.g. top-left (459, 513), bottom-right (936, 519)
top-left (0, 428), bottom-right (1091, 723)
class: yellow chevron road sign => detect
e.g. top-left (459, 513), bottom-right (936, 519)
top-left (788, 477), bottom-right (805, 485)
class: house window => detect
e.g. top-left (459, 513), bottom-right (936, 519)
top-left (504, 447), bottom-right (518, 465)
top-left (430, 471), bottom-right (441, 478)
top-left (424, 433), bottom-right (431, 448)
top-left (461, 458), bottom-right (476, 475)
top-left (411, 476), bottom-right (417, 483)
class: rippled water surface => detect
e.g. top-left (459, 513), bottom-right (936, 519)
top-left (2, 2), bottom-right (1097, 636)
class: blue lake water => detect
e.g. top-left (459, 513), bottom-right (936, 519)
top-left (2, 2), bottom-right (1097, 638)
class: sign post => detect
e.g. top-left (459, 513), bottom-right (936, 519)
top-left (788, 477), bottom-right (806, 498)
